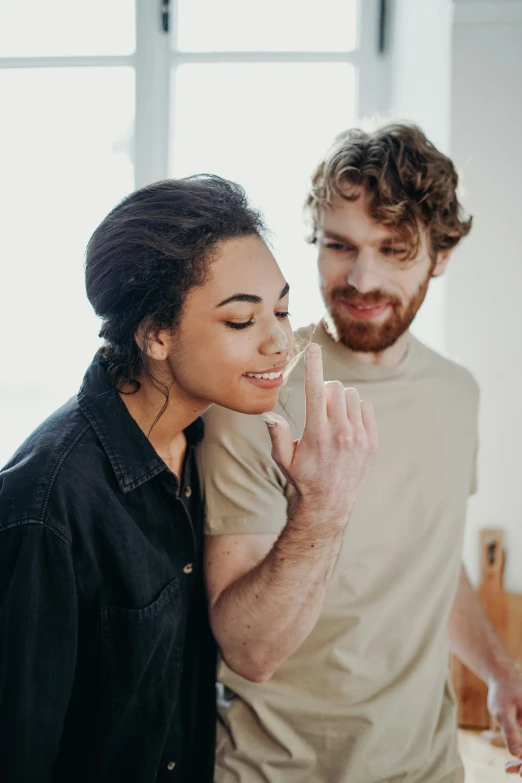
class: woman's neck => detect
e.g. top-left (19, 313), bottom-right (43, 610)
top-left (119, 375), bottom-right (208, 460)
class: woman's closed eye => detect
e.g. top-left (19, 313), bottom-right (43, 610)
top-left (225, 311), bottom-right (290, 331)
top-left (225, 318), bottom-right (254, 330)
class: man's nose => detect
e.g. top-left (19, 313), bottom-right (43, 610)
top-left (346, 250), bottom-right (382, 294)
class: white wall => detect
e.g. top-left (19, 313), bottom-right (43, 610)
top-left (449, 0), bottom-right (522, 592)
top-left (386, 0), bottom-right (454, 355)
top-left (387, 0), bottom-right (522, 591)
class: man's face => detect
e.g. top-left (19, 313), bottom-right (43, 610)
top-left (316, 191), bottom-right (450, 353)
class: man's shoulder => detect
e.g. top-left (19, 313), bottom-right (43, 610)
top-left (411, 337), bottom-right (480, 401)
top-left (294, 322), bottom-right (319, 344)
top-left (202, 404), bottom-right (269, 443)
top-left (0, 397), bottom-right (101, 536)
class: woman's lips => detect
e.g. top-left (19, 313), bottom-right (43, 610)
top-left (243, 367), bottom-right (285, 390)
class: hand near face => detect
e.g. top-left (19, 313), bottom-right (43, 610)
top-left (262, 343), bottom-right (377, 529)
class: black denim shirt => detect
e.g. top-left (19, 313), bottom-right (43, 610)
top-left (0, 355), bottom-right (217, 783)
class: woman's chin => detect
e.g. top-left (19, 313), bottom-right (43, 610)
top-left (217, 391), bottom-right (279, 417)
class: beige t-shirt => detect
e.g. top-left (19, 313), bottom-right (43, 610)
top-left (199, 323), bottom-right (479, 783)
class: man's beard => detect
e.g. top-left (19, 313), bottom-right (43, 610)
top-left (322, 272), bottom-right (432, 353)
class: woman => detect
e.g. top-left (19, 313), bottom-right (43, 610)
top-left (0, 175), bottom-right (293, 783)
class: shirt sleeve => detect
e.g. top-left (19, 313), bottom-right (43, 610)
top-left (0, 523), bottom-right (78, 783)
top-left (197, 405), bottom-right (289, 536)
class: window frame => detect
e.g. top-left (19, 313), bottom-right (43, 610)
top-left (0, 0), bottom-right (389, 187)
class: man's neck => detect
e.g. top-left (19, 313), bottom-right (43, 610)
top-left (322, 321), bottom-right (410, 367)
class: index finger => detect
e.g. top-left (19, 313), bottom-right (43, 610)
top-left (304, 343), bottom-right (326, 431)
top-left (501, 707), bottom-right (522, 759)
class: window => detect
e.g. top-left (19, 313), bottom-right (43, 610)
top-left (0, 0), bottom-right (136, 464)
top-left (169, 0), bottom-right (383, 328)
top-left (0, 0), bottom-right (386, 464)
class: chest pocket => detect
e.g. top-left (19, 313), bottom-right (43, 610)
top-left (100, 577), bottom-right (183, 712)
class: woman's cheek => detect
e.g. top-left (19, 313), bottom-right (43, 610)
top-left (284, 321), bottom-right (294, 348)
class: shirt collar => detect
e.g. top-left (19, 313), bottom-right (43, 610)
top-left (77, 353), bottom-right (204, 493)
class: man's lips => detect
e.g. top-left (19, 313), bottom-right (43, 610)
top-left (340, 299), bottom-right (391, 321)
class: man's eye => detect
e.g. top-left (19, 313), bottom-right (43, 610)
top-left (225, 319), bottom-right (254, 330)
top-left (326, 242), bottom-right (346, 251)
top-left (382, 246), bottom-right (406, 256)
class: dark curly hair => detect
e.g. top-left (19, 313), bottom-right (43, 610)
top-left (85, 175), bottom-right (266, 394)
top-left (305, 123), bottom-right (472, 259)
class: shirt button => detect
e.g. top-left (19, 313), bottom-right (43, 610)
top-left (183, 485), bottom-right (192, 498)
top-left (167, 760), bottom-right (176, 771)
top-left (183, 563), bottom-right (193, 574)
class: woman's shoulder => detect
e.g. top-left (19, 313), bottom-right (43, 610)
top-left (0, 397), bottom-right (110, 540)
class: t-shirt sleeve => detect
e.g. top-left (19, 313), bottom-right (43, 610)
top-left (197, 405), bottom-right (289, 536)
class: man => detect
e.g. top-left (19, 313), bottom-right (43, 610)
top-left (199, 124), bottom-right (522, 782)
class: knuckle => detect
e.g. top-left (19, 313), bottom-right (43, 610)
top-left (351, 426), bottom-right (367, 448)
top-left (333, 428), bottom-right (353, 449)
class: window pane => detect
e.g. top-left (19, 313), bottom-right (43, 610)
top-left (176, 0), bottom-right (357, 52)
top-left (0, 0), bottom-right (135, 57)
top-left (0, 67), bottom-right (134, 465)
top-left (170, 63), bottom-right (355, 328)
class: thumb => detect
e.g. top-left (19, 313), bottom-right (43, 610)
top-left (499, 706), bottom-right (522, 759)
top-left (261, 413), bottom-right (294, 470)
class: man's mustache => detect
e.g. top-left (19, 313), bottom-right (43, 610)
top-left (330, 286), bottom-right (401, 309)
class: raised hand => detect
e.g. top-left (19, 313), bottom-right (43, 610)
top-left (262, 343), bottom-right (377, 528)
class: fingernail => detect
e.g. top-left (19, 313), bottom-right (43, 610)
top-left (261, 413), bottom-right (278, 427)
top-left (306, 343), bottom-right (321, 356)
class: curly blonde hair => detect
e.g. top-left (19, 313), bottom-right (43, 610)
top-left (305, 123), bottom-right (472, 259)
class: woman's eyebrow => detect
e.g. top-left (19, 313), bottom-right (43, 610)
top-left (279, 282), bottom-right (290, 300)
top-left (216, 282), bottom-right (289, 309)
top-left (215, 293), bottom-right (262, 308)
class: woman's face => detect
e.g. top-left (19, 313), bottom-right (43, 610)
top-left (164, 235), bottom-right (293, 415)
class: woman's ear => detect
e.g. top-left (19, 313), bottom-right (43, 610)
top-left (135, 324), bottom-right (170, 361)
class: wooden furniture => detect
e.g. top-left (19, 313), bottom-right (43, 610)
top-left (451, 529), bottom-right (522, 729)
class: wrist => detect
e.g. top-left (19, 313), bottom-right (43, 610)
top-left (287, 492), bottom-right (354, 534)
top-left (486, 654), bottom-right (521, 687)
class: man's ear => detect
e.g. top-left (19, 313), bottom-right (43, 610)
top-left (432, 249), bottom-right (452, 278)
top-left (135, 323), bottom-right (169, 361)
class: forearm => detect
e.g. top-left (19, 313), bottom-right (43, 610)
top-left (448, 564), bottom-right (512, 684)
top-left (210, 498), bottom-right (348, 682)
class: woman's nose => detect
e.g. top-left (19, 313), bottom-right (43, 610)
top-left (260, 321), bottom-right (289, 355)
